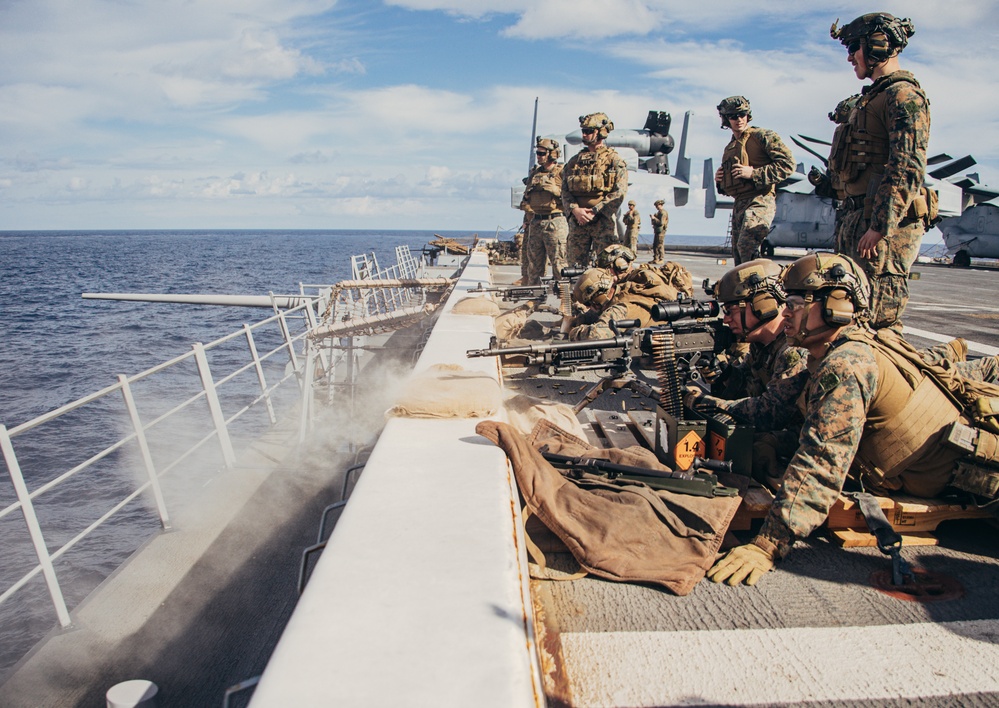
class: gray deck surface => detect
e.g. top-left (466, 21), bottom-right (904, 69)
top-left (496, 250), bottom-right (999, 707)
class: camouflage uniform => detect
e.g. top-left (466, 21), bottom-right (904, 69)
top-left (518, 211), bottom-right (533, 283)
top-left (651, 203), bottom-right (668, 263)
top-left (717, 127), bottom-right (795, 264)
top-left (561, 144), bottom-right (628, 268)
top-left (569, 262), bottom-right (693, 340)
top-left (746, 325), bottom-right (970, 558)
top-left (832, 72), bottom-right (930, 330)
top-left (520, 161), bottom-right (568, 285)
top-left (623, 203), bottom-right (641, 253)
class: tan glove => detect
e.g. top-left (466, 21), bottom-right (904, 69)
top-left (707, 542), bottom-right (774, 586)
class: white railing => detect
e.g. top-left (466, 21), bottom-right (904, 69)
top-left (0, 246), bottom-right (428, 639)
top-left (0, 297), bottom-right (324, 630)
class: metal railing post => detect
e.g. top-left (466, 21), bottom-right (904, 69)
top-left (192, 343), bottom-right (238, 468)
top-left (243, 325), bottom-right (277, 424)
top-left (298, 337), bottom-right (315, 443)
top-left (118, 375), bottom-right (172, 530)
top-left (276, 308), bottom-right (301, 388)
top-left (0, 425), bottom-right (72, 628)
top-left (302, 301), bottom-right (331, 375)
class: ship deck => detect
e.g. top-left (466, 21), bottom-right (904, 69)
top-left (500, 249), bottom-right (999, 707)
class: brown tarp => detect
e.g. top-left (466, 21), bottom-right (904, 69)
top-left (476, 419), bottom-right (741, 595)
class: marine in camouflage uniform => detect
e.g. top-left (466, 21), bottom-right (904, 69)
top-left (519, 137), bottom-right (568, 285)
top-left (694, 260), bottom-right (807, 484)
top-left (704, 253), bottom-right (999, 587)
top-left (561, 113), bottom-right (629, 268)
top-left (650, 200), bottom-right (668, 263)
top-left (830, 13), bottom-right (931, 331)
top-left (622, 201), bottom-right (641, 253)
top-left (714, 96), bottom-right (795, 265)
top-left (568, 262), bottom-right (693, 341)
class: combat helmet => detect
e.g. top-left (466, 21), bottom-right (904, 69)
top-left (782, 252), bottom-right (871, 326)
top-left (579, 112), bottom-right (614, 139)
top-left (717, 96), bottom-right (752, 129)
top-left (831, 13), bottom-right (914, 65)
top-left (595, 244), bottom-right (636, 276)
top-left (535, 136), bottom-right (560, 159)
top-left (654, 199), bottom-right (665, 207)
top-left (715, 259), bottom-right (786, 323)
top-left (573, 268), bottom-right (616, 308)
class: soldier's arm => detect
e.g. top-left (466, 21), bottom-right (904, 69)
top-left (755, 346), bottom-right (877, 558)
top-left (560, 157), bottom-right (579, 215)
top-left (593, 155), bottom-right (628, 216)
top-left (752, 130), bottom-right (796, 188)
top-left (869, 83), bottom-right (930, 237)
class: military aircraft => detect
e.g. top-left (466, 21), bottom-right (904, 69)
top-left (704, 133), bottom-right (999, 263)
top-left (563, 109), bottom-right (693, 208)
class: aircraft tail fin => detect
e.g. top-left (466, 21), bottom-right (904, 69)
top-left (673, 111), bottom-right (692, 207)
top-left (703, 157), bottom-right (733, 219)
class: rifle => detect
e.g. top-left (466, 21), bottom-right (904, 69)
top-left (468, 267), bottom-right (585, 304)
top-left (540, 449), bottom-right (738, 498)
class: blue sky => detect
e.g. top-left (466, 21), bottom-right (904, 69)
top-left (1, 0), bottom-right (997, 238)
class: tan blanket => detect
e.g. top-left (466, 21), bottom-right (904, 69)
top-left (476, 419), bottom-right (741, 595)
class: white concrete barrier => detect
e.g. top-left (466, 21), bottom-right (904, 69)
top-left (251, 251), bottom-right (542, 708)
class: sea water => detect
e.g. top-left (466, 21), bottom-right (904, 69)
top-left (0, 229), bottom-right (470, 676)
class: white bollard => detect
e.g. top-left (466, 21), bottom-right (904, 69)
top-left (106, 679), bottom-right (159, 708)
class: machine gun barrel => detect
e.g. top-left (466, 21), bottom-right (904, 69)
top-left (541, 451), bottom-right (737, 498)
top-left (650, 299), bottom-right (719, 323)
top-left (467, 334), bottom-right (633, 359)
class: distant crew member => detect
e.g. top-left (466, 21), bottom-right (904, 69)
top-left (561, 113), bottom-right (629, 268)
top-left (623, 201), bottom-right (641, 253)
top-left (568, 259), bottom-right (693, 341)
top-left (714, 96), bottom-right (795, 265)
top-left (650, 199), bottom-right (668, 264)
top-left (519, 137), bottom-right (568, 285)
top-left (829, 13), bottom-right (932, 331)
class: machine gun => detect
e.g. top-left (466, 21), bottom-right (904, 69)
top-left (467, 300), bottom-right (730, 402)
top-left (541, 449), bottom-right (738, 498)
top-left (468, 267), bottom-right (585, 302)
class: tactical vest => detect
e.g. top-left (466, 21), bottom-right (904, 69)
top-left (833, 73), bottom-right (933, 224)
top-left (524, 164), bottom-right (563, 216)
top-left (838, 327), bottom-right (999, 497)
top-left (719, 128), bottom-right (773, 199)
top-left (826, 123), bottom-right (851, 201)
top-left (565, 147), bottom-right (620, 208)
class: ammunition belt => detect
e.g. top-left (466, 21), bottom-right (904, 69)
top-left (651, 330), bottom-right (682, 418)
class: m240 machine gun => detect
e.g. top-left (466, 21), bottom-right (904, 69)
top-left (468, 298), bottom-right (752, 475)
top-left (468, 267), bottom-right (585, 317)
top-left (466, 298), bottom-right (726, 382)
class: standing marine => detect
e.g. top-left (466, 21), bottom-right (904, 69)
top-left (519, 137), bottom-right (568, 285)
top-left (829, 12), bottom-right (932, 330)
top-left (650, 199), bottom-right (668, 264)
top-left (561, 113), bottom-right (629, 268)
top-left (623, 201), bottom-right (641, 253)
top-left (714, 96), bottom-right (795, 265)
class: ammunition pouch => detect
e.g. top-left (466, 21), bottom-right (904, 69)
top-left (718, 157), bottom-right (764, 198)
top-left (903, 187), bottom-right (938, 228)
top-left (951, 459), bottom-right (999, 500)
top-left (566, 149), bottom-right (619, 206)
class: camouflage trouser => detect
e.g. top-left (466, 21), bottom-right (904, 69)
top-left (652, 228), bottom-right (665, 263)
top-left (625, 226), bottom-right (640, 253)
top-left (731, 194), bottom-right (776, 265)
top-left (519, 220), bottom-right (532, 281)
top-left (836, 208), bottom-right (923, 330)
top-left (525, 214), bottom-right (568, 284)
top-left (567, 213), bottom-right (619, 268)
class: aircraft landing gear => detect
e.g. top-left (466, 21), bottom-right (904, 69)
top-left (953, 250), bottom-right (971, 268)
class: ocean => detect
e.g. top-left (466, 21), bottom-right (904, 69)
top-left (0, 228), bottom-right (733, 675)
